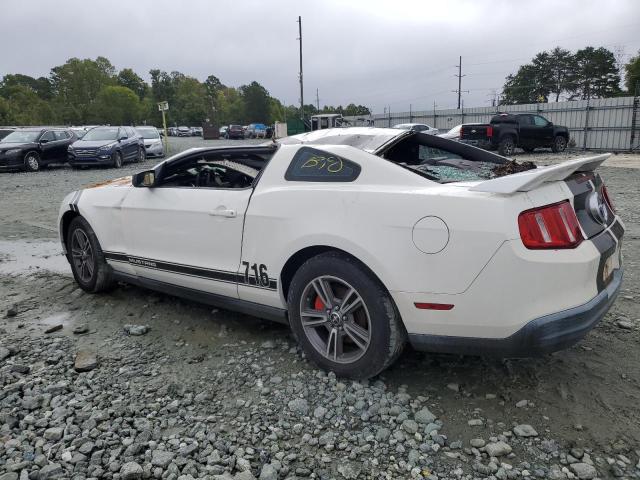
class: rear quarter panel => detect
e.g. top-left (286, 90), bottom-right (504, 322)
top-left (240, 144), bottom-right (533, 308)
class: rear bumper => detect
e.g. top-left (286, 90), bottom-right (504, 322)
top-left (459, 139), bottom-right (492, 149)
top-left (409, 268), bottom-right (623, 357)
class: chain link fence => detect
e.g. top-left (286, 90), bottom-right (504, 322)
top-left (345, 96), bottom-right (640, 152)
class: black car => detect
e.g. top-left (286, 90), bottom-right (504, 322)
top-left (225, 124), bottom-right (244, 139)
top-left (459, 113), bottom-right (570, 156)
top-left (0, 128), bottom-right (76, 172)
top-left (68, 126), bottom-right (144, 168)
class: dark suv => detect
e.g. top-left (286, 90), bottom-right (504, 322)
top-left (68, 126), bottom-right (144, 168)
top-left (0, 128), bottom-right (76, 172)
top-left (225, 125), bottom-right (244, 139)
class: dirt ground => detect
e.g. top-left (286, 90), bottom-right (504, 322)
top-left (1, 139), bottom-right (639, 478)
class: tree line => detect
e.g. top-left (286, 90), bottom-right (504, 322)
top-left (501, 46), bottom-right (640, 104)
top-left (0, 56), bottom-right (371, 127)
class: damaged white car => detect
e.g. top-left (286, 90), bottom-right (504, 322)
top-left (58, 128), bottom-right (624, 378)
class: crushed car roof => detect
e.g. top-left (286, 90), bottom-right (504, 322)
top-left (278, 127), bottom-right (408, 153)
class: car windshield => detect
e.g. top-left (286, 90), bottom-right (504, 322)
top-left (136, 127), bottom-right (160, 139)
top-left (1, 130), bottom-right (41, 143)
top-left (82, 127), bottom-right (119, 141)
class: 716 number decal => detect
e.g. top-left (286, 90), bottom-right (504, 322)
top-left (242, 261), bottom-right (270, 287)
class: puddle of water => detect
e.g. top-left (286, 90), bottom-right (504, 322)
top-left (0, 239), bottom-right (70, 276)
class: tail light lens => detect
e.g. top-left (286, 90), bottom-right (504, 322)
top-left (486, 126), bottom-right (493, 138)
top-left (518, 200), bottom-right (583, 249)
top-left (601, 185), bottom-right (615, 213)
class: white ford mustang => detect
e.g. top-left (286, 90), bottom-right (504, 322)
top-left (58, 128), bottom-right (624, 378)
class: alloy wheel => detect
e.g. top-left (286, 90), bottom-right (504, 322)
top-left (299, 275), bottom-right (372, 364)
top-left (26, 153), bottom-right (40, 171)
top-left (71, 228), bottom-right (95, 283)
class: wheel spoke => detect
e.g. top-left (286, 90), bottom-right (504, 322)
top-left (340, 288), bottom-right (363, 315)
top-left (312, 278), bottom-right (333, 309)
top-left (325, 328), bottom-right (343, 361)
top-left (85, 259), bottom-right (94, 277)
top-left (344, 322), bottom-right (369, 351)
top-left (71, 248), bottom-right (83, 258)
top-left (300, 310), bottom-right (328, 327)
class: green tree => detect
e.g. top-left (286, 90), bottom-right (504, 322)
top-left (173, 77), bottom-right (208, 125)
top-left (573, 47), bottom-right (622, 99)
top-left (117, 68), bottom-right (148, 99)
top-left (50, 56), bottom-right (116, 123)
top-left (217, 87), bottom-right (245, 125)
top-left (625, 50), bottom-right (640, 94)
top-left (0, 74), bottom-right (53, 100)
top-left (1, 85), bottom-right (55, 125)
top-left (92, 86), bottom-right (140, 125)
top-left (343, 104), bottom-right (371, 116)
top-left (240, 81), bottom-right (271, 123)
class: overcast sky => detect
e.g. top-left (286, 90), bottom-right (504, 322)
top-left (2, 0), bottom-right (639, 113)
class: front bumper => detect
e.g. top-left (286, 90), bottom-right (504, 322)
top-left (68, 154), bottom-right (112, 166)
top-left (144, 143), bottom-right (164, 157)
top-left (0, 153), bottom-right (24, 169)
top-left (408, 268), bottom-right (622, 357)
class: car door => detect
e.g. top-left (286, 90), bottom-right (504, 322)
top-left (38, 131), bottom-right (57, 161)
top-left (52, 130), bottom-right (71, 162)
top-left (120, 153), bottom-right (254, 299)
top-left (517, 115), bottom-right (535, 147)
top-left (533, 115), bottom-right (555, 145)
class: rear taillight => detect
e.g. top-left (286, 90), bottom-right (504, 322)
top-left (601, 185), bottom-right (616, 213)
top-left (486, 126), bottom-right (493, 138)
top-left (518, 200), bottom-right (583, 249)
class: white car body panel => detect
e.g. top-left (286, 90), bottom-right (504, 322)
top-left (58, 128), bottom-right (624, 358)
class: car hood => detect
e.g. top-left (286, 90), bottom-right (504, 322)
top-left (0, 142), bottom-right (36, 150)
top-left (72, 140), bottom-right (117, 148)
top-left (84, 176), bottom-right (133, 190)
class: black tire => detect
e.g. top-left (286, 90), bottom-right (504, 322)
top-left (287, 252), bottom-right (405, 379)
top-left (552, 135), bottom-right (567, 153)
top-left (66, 216), bottom-right (115, 293)
top-left (498, 136), bottom-right (516, 156)
top-left (137, 147), bottom-right (146, 163)
top-left (23, 151), bottom-right (41, 172)
top-left (111, 151), bottom-right (122, 168)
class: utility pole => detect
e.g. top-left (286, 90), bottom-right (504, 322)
top-left (297, 16), bottom-right (304, 121)
top-left (409, 104), bottom-right (412, 123)
top-left (453, 56), bottom-right (468, 110)
top-left (316, 88), bottom-right (320, 112)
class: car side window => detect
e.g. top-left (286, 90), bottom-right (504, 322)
top-left (533, 116), bottom-right (548, 126)
top-left (285, 147), bottom-right (361, 182)
top-left (54, 131), bottom-right (68, 140)
top-left (40, 131), bottom-right (55, 142)
top-left (159, 156), bottom-right (258, 189)
top-left (118, 128), bottom-right (128, 139)
top-left (127, 127), bottom-right (137, 137)
top-left (518, 116), bottom-right (533, 126)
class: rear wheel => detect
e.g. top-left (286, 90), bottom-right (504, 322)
top-left (552, 135), bottom-right (567, 153)
top-left (111, 151), bottom-right (122, 168)
top-left (498, 136), bottom-right (515, 156)
top-left (67, 216), bottom-right (115, 293)
top-left (287, 252), bottom-right (405, 379)
top-left (137, 147), bottom-right (146, 163)
top-left (24, 152), bottom-right (41, 172)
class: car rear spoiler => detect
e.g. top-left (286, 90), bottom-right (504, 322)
top-left (469, 154), bottom-right (610, 194)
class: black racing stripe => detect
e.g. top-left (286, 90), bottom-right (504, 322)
top-left (591, 230), bottom-right (617, 292)
top-left (610, 220), bottom-right (624, 242)
top-left (103, 251), bottom-right (277, 291)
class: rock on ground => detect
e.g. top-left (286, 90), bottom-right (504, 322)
top-left (513, 424), bottom-right (538, 437)
top-left (74, 349), bottom-right (98, 372)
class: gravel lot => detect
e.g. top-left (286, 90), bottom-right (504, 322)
top-left (1, 138), bottom-right (639, 480)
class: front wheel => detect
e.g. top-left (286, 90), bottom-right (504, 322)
top-left (552, 135), bottom-right (567, 153)
top-left (66, 216), bottom-right (115, 293)
top-left (111, 151), bottom-right (122, 168)
top-left (287, 252), bottom-right (405, 379)
top-left (137, 147), bottom-right (146, 163)
top-left (24, 152), bottom-right (41, 172)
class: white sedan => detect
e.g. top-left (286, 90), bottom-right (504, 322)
top-left (58, 128), bottom-right (624, 378)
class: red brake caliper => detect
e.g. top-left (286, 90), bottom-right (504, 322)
top-left (314, 296), bottom-right (325, 311)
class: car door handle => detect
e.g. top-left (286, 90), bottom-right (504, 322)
top-left (210, 208), bottom-right (236, 218)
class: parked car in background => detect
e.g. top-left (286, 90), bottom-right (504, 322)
top-left (68, 126), bottom-right (144, 168)
top-left (225, 125), bottom-right (244, 139)
top-left (192, 126), bottom-right (203, 137)
top-left (245, 123), bottom-right (268, 139)
top-left (219, 126), bottom-right (228, 138)
top-left (167, 127), bottom-right (178, 136)
top-left (135, 126), bottom-right (164, 158)
top-left (0, 128), bottom-right (16, 140)
top-left (177, 126), bottom-right (191, 137)
top-left (0, 127), bottom-right (76, 172)
top-left (392, 123), bottom-right (439, 135)
top-left (437, 123), bottom-right (484, 140)
top-left (460, 113), bottom-right (569, 156)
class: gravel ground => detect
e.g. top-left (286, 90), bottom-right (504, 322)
top-left (1, 138), bottom-right (639, 480)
